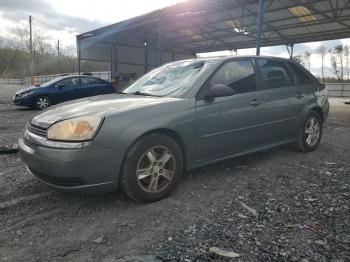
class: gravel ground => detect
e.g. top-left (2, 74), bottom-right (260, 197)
top-left (0, 84), bottom-right (349, 262)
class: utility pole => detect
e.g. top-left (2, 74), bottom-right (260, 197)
top-left (57, 39), bottom-right (60, 68)
top-left (29, 15), bottom-right (34, 84)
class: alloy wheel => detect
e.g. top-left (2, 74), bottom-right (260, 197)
top-left (305, 117), bottom-right (320, 147)
top-left (136, 146), bottom-right (175, 193)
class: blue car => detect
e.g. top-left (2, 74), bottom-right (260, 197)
top-left (13, 75), bottom-right (115, 110)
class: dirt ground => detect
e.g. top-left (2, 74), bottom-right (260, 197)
top-left (0, 84), bottom-right (349, 262)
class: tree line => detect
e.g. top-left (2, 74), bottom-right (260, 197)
top-left (293, 44), bottom-right (350, 82)
top-left (0, 28), bottom-right (108, 79)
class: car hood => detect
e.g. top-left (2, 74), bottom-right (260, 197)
top-left (31, 94), bottom-right (182, 128)
top-left (16, 86), bottom-right (40, 94)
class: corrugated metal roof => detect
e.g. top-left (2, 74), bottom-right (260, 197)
top-left (77, 0), bottom-right (350, 54)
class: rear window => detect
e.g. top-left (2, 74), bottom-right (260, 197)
top-left (288, 62), bottom-right (314, 85)
top-left (256, 59), bottom-right (295, 89)
top-left (82, 77), bottom-right (101, 85)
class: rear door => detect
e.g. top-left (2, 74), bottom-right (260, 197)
top-left (255, 58), bottom-right (303, 144)
top-left (78, 77), bottom-right (110, 98)
top-left (287, 61), bottom-right (317, 103)
top-left (195, 59), bottom-right (266, 161)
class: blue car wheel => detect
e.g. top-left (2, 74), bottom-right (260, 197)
top-left (34, 96), bottom-right (51, 110)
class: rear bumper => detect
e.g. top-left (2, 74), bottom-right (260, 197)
top-left (18, 137), bottom-right (120, 194)
top-left (323, 99), bottom-right (329, 122)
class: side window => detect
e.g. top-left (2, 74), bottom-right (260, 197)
top-left (54, 78), bottom-right (73, 88)
top-left (82, 77), bottom-right (100, 85)
top-left (288, 62), bottom-right (314, 85)
top-left (71, 77), bottom-right (81, 86)
top-left (210, 59), bottom-right (256, 94)
top-left (55, 78), bottom-right (80, 87)
top-left (256, 59), bottom-right (295, 89)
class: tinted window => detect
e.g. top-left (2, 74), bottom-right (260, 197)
top-left (55, 77), bottom-right (80, 87)
top-left (288, 62), bottom-right (314, 85)
top-left (82, 77), bottom-right (101, 85)
top-left (210, 59), bottom-right (256, 94)
top-left (257, 59), bottom-right (295, 89)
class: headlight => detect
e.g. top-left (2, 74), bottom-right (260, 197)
top-left (21, 91), bottom-right (34, 97)
top-left (47, 115), bottom-right (103, 141)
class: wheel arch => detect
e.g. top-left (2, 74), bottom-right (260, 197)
top-left (33, 93), bottom-right (51, 102)
top-left (32, 94), bottom-right (52, 108)
top-left (138, 128), bottom-right (187, 170)
top-left (119, 128), bottom-right (188, 184)
top-left (309, 106), bottom-right (324, 123)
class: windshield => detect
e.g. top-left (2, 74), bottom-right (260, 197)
top-left (124, 60), bottom-right (212, 97)
top-left (40, 76), bottom-right (67, 87)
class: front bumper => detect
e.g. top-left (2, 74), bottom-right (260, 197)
top-left (13, 95), bottom-right (33, 107)
top-left (18, 135), bottom-right (120, 194)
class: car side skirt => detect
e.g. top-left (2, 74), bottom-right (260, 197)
top-left (187, 139), bottom-right (296, 171)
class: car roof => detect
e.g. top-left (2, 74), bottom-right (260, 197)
top-left (164, 56), bottom-right (294, 68)
top-left (185, 55), bottom-right (292, 63)
top-left (59, 75), bottom-right (100, 79)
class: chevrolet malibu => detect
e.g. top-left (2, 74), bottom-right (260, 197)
top-left (19, 56), bottom-right (329, 202)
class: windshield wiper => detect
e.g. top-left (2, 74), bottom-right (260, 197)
top-left (132, 91), bottom-right (162, 97)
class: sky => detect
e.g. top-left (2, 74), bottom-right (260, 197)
top-left (1, 0), bottom-right (350, 78)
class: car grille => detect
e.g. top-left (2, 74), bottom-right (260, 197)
top-left (27, 123), bottom-right (47, 138)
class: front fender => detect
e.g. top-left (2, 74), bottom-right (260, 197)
top-left (93, 99), bottom-right (197, 165)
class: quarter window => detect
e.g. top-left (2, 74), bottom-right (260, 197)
top-left (288, 62), bottom-right (314, 85)
top-left (82, 77), bottom-right (100, 85)
top-left (210, 59), bottom-right (257, 94)
top-left (257, 59), bottom-right (295, 89)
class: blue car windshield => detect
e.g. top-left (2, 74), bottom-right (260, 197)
top-left (124, 60), bottom-right (213, 97)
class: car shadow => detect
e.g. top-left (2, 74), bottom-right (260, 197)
top-left (17, 144), bottom-right (295, 210)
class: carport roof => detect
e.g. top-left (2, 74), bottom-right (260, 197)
top-left (77, 0), bottom-right (350, 53)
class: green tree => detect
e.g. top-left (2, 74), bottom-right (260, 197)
top-left (330, 45), bottom-right (346, 81)
top-left (292, 54), bottom-right (305, 66)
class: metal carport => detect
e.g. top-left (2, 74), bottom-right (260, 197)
top-left (76, 0), bottom-right (350, 83)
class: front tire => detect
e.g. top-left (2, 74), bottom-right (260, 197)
top-left (34, 95), bottom-right (51, 110)
top-left (294, 111), bottom-right (323, 152)
top-left (121, 134), bottom-right (183, 202)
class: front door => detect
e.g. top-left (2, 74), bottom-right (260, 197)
top-left (52, 77), bottom-right (81, 103)
top-left (195, 59), bottom-right (266, 162)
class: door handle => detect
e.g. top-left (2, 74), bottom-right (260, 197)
top-left (250, 99), bottom-right (264, 107)
top-left (295, 92), bottom-right (305, 99)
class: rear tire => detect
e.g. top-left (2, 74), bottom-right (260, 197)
top-left (34, 95), bottom-right (51, 110)
top-left (294, 111), bottom-right (323, 152)
top-left (121, 133), bottom-right (183, 202)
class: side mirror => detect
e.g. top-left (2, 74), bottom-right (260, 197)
top-left (204, 84), bottom-right (234, 100)
top-left (57, 83), bottom-right (65, 89)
